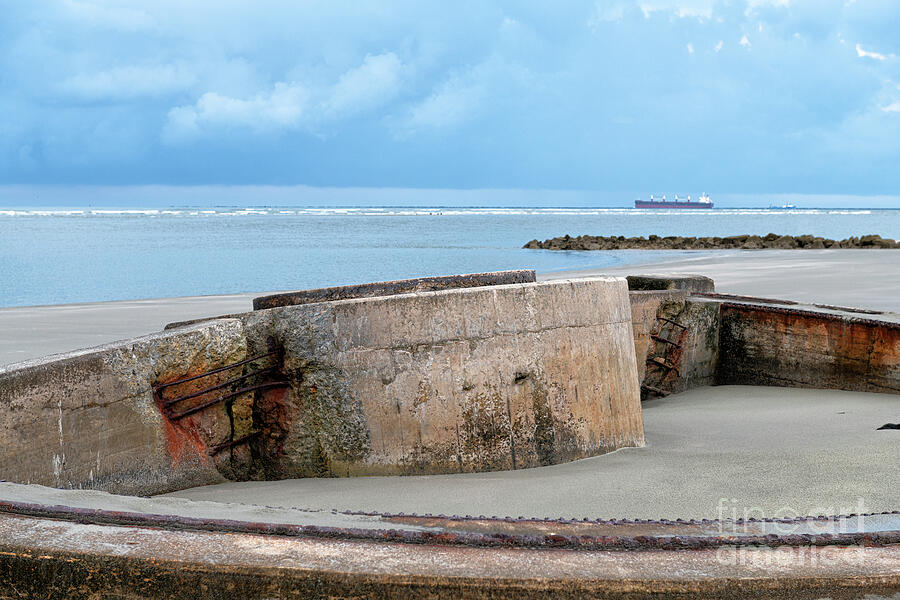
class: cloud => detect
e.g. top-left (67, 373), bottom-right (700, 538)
top-left (746, 0), bottom-right (790, 11)
top-left (5, 0), bottom-right (900, 193)
top-left (162, 53), bottom-right (403, 143)
top-left (396, 74), bottom-right (486, 136)
top-left (59, 64), bottom-right (195, 101)
top-left (855, 43), bottom-right (890, 60)
top-left (882, 102), bottom-right (900, 112)
top-left (163, 83), bottom-right (308, 143)
top-left (740, 34), bottom-right (752, 47)
top-left (588, 1), bottom-right (629, 26)
top-left (639, 0), bottom-right (715, 19)
top-left (60, 0), bottom-right (155, 32)
top-left (323, 53), bottom-right (403, 119)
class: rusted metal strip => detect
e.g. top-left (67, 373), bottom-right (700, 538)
top-left (656, 316), bottom-right (687, 329)
top-left (153, 351), bottom-right (280, 391)
top-left (0, 499), bottom-right (897, 552)
top-left (160, 365), bottom-right (280, 407)
top-left (647, 357), bottom-right (680, 374)
top-left (168, 381), bottom-right (290, 420)
top-left (208, 432), bottom-right (260, 456)
top-left (650, 334), bottom-right (681, 348)
top-left (641, 384), bottom-right (670, 397)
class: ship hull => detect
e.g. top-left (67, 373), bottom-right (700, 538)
top-left (634, 201), bottom-right (713, 209)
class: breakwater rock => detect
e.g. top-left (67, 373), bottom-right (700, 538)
top-left (524, 233), bottom-right (900, 251)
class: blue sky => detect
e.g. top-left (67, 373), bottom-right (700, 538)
top-left (3, 0), bottom-right (900, 196)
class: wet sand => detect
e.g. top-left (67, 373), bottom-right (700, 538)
top-left (2, 250), bottom-right (899, 366)
top-left (164, 385), bottom-right (899, 520)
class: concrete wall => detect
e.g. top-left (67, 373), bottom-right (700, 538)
top-left (0, 277), bottom-right (643, 491)
top-left (717, 303), bottom-right (900, 394)
top-left (253, 270), bottom-right (536, 310)
top-left (243, 277), bottom-right (644, 477)
top-left (626, 274), bottom-right (715, 294)
top-left (0, 321), bottom-right (245, 495)
top-left (629, 291), bottom-right (720, 398)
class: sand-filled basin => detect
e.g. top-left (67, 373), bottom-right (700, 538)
top-left (164, 385), bottom-right (899, 520)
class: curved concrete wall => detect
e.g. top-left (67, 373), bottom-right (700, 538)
top-left (244, 277), bottom-right (643, 477)
top-left (0, 277), bottom-right (643, 493)
top-left (253, 270), bottom-right (536, 310)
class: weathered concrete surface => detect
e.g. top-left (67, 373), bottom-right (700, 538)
top-left (626, 273), bottom-right (715, 294)
top-left (717, 301), bottom-right (900, 394)
top-left (0, 321), bottom-right (247, 495)
top-left (0, 276), bottom-right (642, 489)
top-left (629, 291), bottom-right (720, 396)
top-left (1, 511), bottom-right (899, 600)
top-left (242, 277), bottom-right (643, 478)
top-left (253, 270), bottom-right (536, 310)
top-left (629, 290), bottom-right (686, 383)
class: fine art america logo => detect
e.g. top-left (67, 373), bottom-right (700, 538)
top-left (714, 497), bottom-right (872, 567)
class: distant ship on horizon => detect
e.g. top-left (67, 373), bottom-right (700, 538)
top-left (635, 193), bottom-right (713, 209)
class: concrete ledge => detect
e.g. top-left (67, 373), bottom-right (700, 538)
top-left (253, 270), bottom-right (536, 310)
top-left (627, 274), bottom-right (715, 294)
top-left (0, 510), bottom-right (897, 600)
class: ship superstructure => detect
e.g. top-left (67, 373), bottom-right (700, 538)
top-left (635, 193), bottom-right (713, 209)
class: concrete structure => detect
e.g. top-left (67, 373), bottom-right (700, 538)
top-left (0, 273), bottom-right (643, 494)
top-left (253, 269), bottom-right (536, 310)
top-left (0, 271), bottom-right (898, 598)
top-left (623, 275), bottom-right (900, 400)
top-left (0, 321), bottom-right (245, 495)
top-left (717, 299), bottom-right (900, 392)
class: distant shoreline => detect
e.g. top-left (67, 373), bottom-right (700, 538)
top-left (525, 233), bottom-right (900, 251)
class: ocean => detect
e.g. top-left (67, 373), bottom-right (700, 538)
top-left (2, 206), bottom-right (898, 308)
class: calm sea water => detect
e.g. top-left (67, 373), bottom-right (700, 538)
top-left (2, 206), bottom-right (898, 308)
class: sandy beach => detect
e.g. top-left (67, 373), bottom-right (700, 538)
top-left (2, 249), bottom-right (899, 367)
top-left (545, 248), bottom-right (900, 311)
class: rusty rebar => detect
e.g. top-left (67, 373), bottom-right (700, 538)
top-left (650, 334), bottom-right (681, 348)
top-left (208, 432), bottom-right (260, 456)
top-left (656, 316), bottom-right (687, 329)
top-left (168, 381), bottom-right (289, 421)
top-left (641, 384), bottom-right (670, 397)
top-left (160, 366), bottom-right (280, 408)
top-left (647, 357), bottom-right (680, 375)
top-left (153, 351), bottom-right (279, 391)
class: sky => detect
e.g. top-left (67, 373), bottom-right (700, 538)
top-left (2, 0), bottom-right (900, 197)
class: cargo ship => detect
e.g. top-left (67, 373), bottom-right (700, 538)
top-left (635, 193), bottom-right (713, 209)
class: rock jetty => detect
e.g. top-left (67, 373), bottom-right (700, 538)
top-left (524, 233), bottom-right (900, 251)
